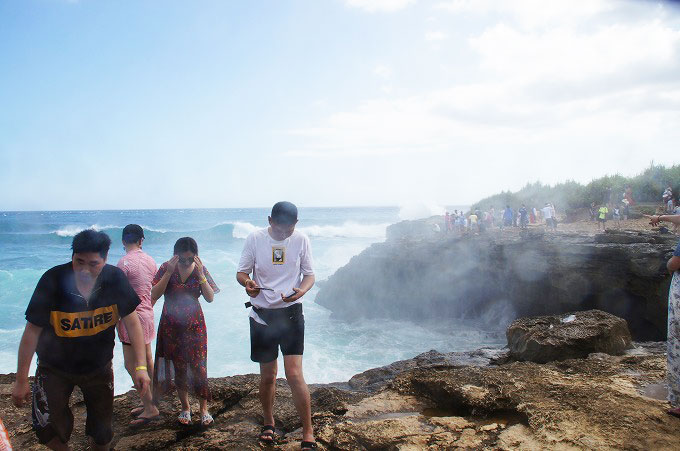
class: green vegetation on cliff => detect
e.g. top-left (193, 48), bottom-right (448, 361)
top-left (470, 163), bottom-right (679, 214)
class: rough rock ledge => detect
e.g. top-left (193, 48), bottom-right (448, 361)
top-left (1, 342), bottom-right (677, 449)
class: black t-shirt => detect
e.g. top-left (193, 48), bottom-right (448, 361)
top-left (25, 263), bottom-right (140, 374)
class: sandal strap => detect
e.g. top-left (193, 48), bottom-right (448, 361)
top-left (301, 441), bottom-right (317, 449)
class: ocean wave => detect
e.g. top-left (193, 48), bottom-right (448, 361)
top-left (298, 222), bottom-right (389, 239)
top-left (224, 221), bottom-right (389, 239)
top-left (228, 221), bottom-right (264, 239)
top-left (53, 224), bottom-right (119, 237)
top-left (10, 220), bottom-right (390, 242)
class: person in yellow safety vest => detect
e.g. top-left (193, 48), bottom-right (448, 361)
top-left (597, 204), bottom-right (609, 231)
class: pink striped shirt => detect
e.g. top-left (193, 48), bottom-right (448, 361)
top-left (116, 249), bottom-right (157, 343)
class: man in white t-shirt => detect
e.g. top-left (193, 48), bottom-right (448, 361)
top-left (542, 203), bottom-right (555, 231)
top-left (236, 201), bottom-right (316, 449)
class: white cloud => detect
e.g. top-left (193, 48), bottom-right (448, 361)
top-left (469, 21), bottom-right (680, 84)
top-left (435, 0), bottom-right (614, 29)
top-left (344, 0), bottom-right (417, 13)
top-left (373, 64), bottom-right (393, 79)
top-left (425, 31), bottom-right (448, 41)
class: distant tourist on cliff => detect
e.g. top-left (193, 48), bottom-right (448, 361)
top-left (502, 205), bottom-right (513, 229)
top-left (590, 202), bottom-right (597, 222)
top-left (11, 230), bottom-right (150, 450)
top-left (624, 186), bottom-right (635, 206)
top-left (646, 214), bottom-right (680, 418)
top-left (468, 211), bottom-right (478, 232)
top-left (622, 198), bottom-right (631, 221)
top-left (236, 202), bottom-right (316, 449)
top-left (519, 205), bottom-right (529, 229)
top-left (117, 225), bottom-right (159, 426)
top-left (664, 186), bottom-right (673, 209)
top-left (597, 204), bottom-right (609, 230)
top-left (613, 206), bottom-right (621, 228)
top-left (542, 203), bottom-right (556, 231)
top-left (152, 237), bottom-right (220, 427)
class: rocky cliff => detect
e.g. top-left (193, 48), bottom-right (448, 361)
top-left (315, 224), bottom-right (676, 341)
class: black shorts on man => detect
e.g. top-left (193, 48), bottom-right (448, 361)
top-left (249, 304), bottom-right (304, 363)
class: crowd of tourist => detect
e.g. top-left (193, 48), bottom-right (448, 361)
top-left (443, 203), bottom-right (557, 234)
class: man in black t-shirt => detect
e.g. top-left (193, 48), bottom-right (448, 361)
top-left (11, 230), bottom-right (150, 451)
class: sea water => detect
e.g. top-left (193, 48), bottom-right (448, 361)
top-left (0, 207), bottom-right (504, 394)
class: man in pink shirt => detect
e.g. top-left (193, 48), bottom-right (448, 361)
top-left (117, 224), bottom-right (159, 425)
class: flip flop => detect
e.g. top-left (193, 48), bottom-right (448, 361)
top-left (301, 441), bottom-right (318, 450)
top-left (130, 415), bottom-right (161, 427)
top-left (259, 425), bottom-right (276, 443)
top-left (201, 413), bottom-right (214, 426)
top-left (130, 405), bottom-right (144, 417)
top-left (178, 410), bottom-right (191, 425)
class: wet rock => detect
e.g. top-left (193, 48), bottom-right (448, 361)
top-left (347, 348), bottom-right (504, 392)
top-left (506, 309), bottom-right (633, 363)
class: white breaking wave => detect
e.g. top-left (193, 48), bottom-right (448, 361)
top-left (138, 224), bottom-right (170, 233)
top-left (398, 202), bottom-right (445, 220)
top-left (298, 222), bottom-right (389, 239)
top-left (227, 221), bottom-right (390, 239)
top-left (230, 222), bottom-right (264, 239)
top-left (53, 224), bottom-right (116, 237)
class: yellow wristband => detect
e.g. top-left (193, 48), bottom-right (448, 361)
top-left (199, 277), bottom-right (208, 284)
top-left (135, 366), bottom-right (147, 371)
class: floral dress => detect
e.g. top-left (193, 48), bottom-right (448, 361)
top-left (668, 271), bottom-right (680, 407)
top-left (152, 263), bottom-right (219, 401)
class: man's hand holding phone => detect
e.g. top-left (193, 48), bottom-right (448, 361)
top-left (245, 279), bottom-right (261, 298)
top-left (282, 287), bottom-right (306, 303)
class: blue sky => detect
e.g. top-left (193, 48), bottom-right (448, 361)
top-left (2, 0), bottom-right (680, 210)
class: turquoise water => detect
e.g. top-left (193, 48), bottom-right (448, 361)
top-left (0, 207), bottom-right (504, 394)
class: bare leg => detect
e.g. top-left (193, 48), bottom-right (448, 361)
top-left (199, 397), bottom-right (208, 416)
top-left (123, 343), bottom-right (159, 421)
top-left (283, 355), bottom-right (314, 443)
top-left (178, 388), bottom-right (190, 412)
top-left (45, 437), bottom-right (70, 451)
top-left (259, 360), bottom-right (278, 429)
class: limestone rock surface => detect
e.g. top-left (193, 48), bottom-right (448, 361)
top-left (2, 343), bottom-right (678, 450)
top-left (506, 309), bottom-right (633, 363)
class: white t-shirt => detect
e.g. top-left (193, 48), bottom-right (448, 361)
top-left (542, 207), bottom-right (553, 219)
top-left (237, 228), bottom-right (314, 324)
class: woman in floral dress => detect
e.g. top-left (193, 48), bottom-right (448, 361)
top-left (151, 237), bottom-right (219, 426)
top-left (647, 214), bottom-right (680, 417)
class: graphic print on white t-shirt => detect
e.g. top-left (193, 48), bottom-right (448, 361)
top-left (272, 246), bottom-right (285, 264)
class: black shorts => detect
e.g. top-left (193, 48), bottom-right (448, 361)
top-left (250, 303), bottom-right (305, 363)
top-left (32, 362), bottom-right (114, 446)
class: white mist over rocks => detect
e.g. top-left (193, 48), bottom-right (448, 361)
top-left (398, 201), bottom-right (446, 220)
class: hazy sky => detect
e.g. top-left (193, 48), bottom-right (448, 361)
top-left (1, 0), bottom-right (679, 211)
